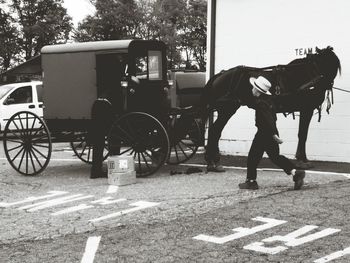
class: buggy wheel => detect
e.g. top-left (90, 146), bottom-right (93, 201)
top-left (167, 113), bottom-right (201, 164)
top-left (3, 111), bottom-right (51, 176)
top-left (70, 132), bottom-right (109, 164)
top-left (108, 112), bottom-right (170, 177)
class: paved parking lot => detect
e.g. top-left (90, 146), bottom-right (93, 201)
top-left (0, 143), bottom-right (349, 262)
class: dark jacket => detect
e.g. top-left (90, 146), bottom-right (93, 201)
top-left (254, 95), bottom-right (279, 136)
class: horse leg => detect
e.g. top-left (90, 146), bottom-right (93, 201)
top-left (205, 102), bottom-right (240, 170)
top-left (295, 109), bottom-right (314, 169)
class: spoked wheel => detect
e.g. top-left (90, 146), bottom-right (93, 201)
top-left (3, 111), bottom-right (51, 176)
top-left (70, 132), bottom-right (109, 164)
top-left (167, 112), bottom-right (201, 164)
top-left (108, 112), bottom-right (170, 177)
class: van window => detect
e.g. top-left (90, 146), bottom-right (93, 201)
top-left (36, 84), bottom-right (43, 102)
top-left (0, 85), bottom-right (14, 100)
top-left (4, 86), bottom-right (32, 105)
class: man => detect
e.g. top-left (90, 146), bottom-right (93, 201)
top-left (238, 76), bottom-right (305, 190)
top-left (90, 98), bottom-right (115, 179)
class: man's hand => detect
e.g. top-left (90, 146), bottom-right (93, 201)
top-left (273, 134), bottom-right (283, 144)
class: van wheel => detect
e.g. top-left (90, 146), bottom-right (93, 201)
top-left (3, 111), bottom-right (51, 175)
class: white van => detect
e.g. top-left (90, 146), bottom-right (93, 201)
top-left (0, 81), bottom-right (43, 131)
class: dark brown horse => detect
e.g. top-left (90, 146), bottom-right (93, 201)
top-left (200, 46), bottom-right (341, 168)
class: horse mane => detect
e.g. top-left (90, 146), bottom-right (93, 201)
top-left (315, 46), bottom-right (342, 76)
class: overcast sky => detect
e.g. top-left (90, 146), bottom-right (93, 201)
top-left (63, 0), bottom-right (95, 26)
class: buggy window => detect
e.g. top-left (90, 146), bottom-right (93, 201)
top-left (135, 50), bottom-right (162, 80)
top-left (4, 86), bottom-right (32, 104)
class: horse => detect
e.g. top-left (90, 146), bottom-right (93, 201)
top-left (200, 46), bottom-right (341, 169)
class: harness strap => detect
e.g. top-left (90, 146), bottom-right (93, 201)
top-left (317, 106), bottom-right (322, 122)
top-left (297, 75), bottom-right (324, 92)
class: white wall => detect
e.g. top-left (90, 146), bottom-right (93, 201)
top-left (211, 0), bottom-right (350, 162)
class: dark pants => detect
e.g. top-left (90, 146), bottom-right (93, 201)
top-left (90, 99), bottom-right (115, 177)
top-left (247, 130), bottom-right (295, 181)
top-left (205, 101), bottom-right (240, 164)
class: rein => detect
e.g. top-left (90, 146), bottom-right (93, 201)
top-left (333, 86), bottom-right (350, 93)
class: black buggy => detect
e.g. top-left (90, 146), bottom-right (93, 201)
top-left (2, 40), bottom-right (202, 177)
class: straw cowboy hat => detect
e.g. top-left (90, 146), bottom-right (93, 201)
top-left (249, 76), bottom-right (272, 95)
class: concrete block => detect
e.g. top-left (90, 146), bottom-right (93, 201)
top-left (108, 170), bottom-right (136, 186)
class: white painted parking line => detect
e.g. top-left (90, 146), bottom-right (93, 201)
top-left (81, 236), bottom-right (101, 263)
top-left (180, 163), bottom-right (350, 179)
top-left (314, 246), bottom-right (350, 262)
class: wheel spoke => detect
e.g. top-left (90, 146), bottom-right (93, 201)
top-left (136, 152), bottom-right (142, 172)
top-left (114, 125), bottom-right (135, 145)
top-left (8, 144), bottom-right (24, 152)
top-left (79, 143), bottom-right (88, 158)
top-left (25, 150), bottom-right (28, 174)
top-left (28, 116), bottom-right (37, 136)
top-left (177, 142), bottom-right (190, 158)
top-left (6, 139), bottom-right (23, 144)
top-left (8, 130), bottom-right (23, 141)
top-left (11, 118), bottom-right (25, 138)
top-left (28, 149), bottom-right (37, 174)
top-left (73, 140), bottom-right (84, 150)
top-left (143, 149), bottom-right (152, 159)
top-left (31, 134), bottom-right (50, 143)
top-left (17, 114), bottom-right (26, 136)
top-left (29, 147), bottom-right (43, 169)
top-left (172, 145), bottom-right (180, 162)
top-left (87, 145), bottom-right (92, 162)
top-left (10, 146), bottom-right (25, 163)
top-left (140, 152), bottom-right (151, 170)
top-left (30, 124), bottom-right (44, 137)
top-left (31, 145), bottom-right (48, 159)
top-left (120, 147), bottom-right (133, 155)
top-left (179, 140), bottom-right (196, 151)
top-left (32, 143), bottom-right (50, 149)
top-left (17, 148), bottom-right (26, 171)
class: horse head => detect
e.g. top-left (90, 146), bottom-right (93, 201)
top-left (310, 46), bottom-right (342, 88)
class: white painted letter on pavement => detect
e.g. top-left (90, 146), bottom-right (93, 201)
top-left (314, 246), bottom-right (350, 263)
top-left (91, 197), bottom-right (126, 205)
top-left (193, 217), bottom-right (287, 244)
top-left (19, 194), bottom-right (94, 212)
top-left (0, 191), bottom-right (67, 207)
top-left (244, 225), bottom-right (341, 255)
top-left (89, 201), bottom-right (160, 223)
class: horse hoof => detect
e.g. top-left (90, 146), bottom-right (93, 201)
top-left (295, 160), bottom-right (314, 169)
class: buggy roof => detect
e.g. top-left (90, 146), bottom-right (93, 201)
top-left (41, 39), bottom-right (135, 54)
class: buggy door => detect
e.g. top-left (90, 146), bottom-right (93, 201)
top-left (127, 42), bottom-right (168, 117)
top-left (96, 52), bottom-right (127, 114)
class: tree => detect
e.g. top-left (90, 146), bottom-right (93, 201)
top-left (74, 0), bottom-right (141, 41)
top-left (10, 0), bottom-right (73, 60)
top-left (75, 0), bottom-right (207, 70)
top-left (178, 0), bottom-right (207, 70)
top-left (0, 9), bottom-right (20, 72)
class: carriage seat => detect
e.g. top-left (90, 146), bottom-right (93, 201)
top-left (169, 71), bottom-right (206, 108)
